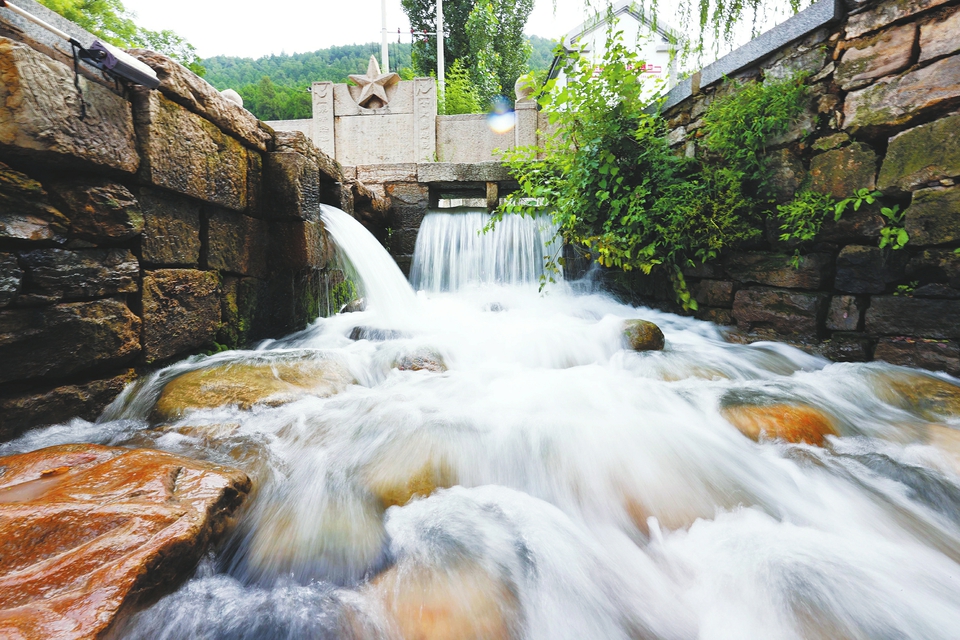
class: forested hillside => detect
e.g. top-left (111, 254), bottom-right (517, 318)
top-left (202, 37), bottom-right (557, 120)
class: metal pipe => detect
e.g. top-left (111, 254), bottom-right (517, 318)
top-left (0, 0), bottom-right (79, 45)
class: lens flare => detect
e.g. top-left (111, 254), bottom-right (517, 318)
top-left (487, 95), bottom-right (516, 133)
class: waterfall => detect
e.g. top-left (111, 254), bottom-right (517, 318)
top-left (319, 204), bottom-right (418, 323)
top-left (409, 208), bottom-right (562, 292)
top-left (8, 202), bottom-right (960, 640)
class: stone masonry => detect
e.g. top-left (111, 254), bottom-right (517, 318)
top-left (630, 0), bottom-right (960, 376)
top-left (0, 4), bottom-right (353, 439)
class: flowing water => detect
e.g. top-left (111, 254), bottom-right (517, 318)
top-left (6, 206), bottom-right (960, 639)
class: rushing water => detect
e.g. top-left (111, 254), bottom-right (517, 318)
top-left (6, 206), bottom-right (960, 639)
top-left (410, 208), bottom-right (561, 292)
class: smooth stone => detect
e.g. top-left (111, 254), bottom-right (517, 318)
top-left (870, 371), bottom-right (960, 421)
top-left (0, 444), bottom-right (249, 640)
top-left (623, 319), bottom-right (665, 351)
top-left (372, 561), bottom-right (520, 640)
top-left (721, 402), bottom-right (839, 445)
top-left (153, 354), bottom-right (355, 421)
top-left (395, 349), bottom-right (447, 373)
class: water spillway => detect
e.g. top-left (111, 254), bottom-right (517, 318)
top-left (5, 206), bottom-right (960, 638)
top-left (410, 208), bottom-right (562, 292)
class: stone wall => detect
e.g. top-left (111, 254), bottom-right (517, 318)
top-left (629, 0), bottom-right (960, 376)
top-left (0, 5), bottom-right (351, 439)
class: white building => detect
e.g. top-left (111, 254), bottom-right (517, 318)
top-left (547, 0), bottom-right (679, 101)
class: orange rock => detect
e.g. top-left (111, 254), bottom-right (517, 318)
top-left (722, 403), bottom-right (839, 446)
top-left (372, 562), bottom-right (519, 640)
top-left (153, 354), bottom-right (354, 421)
top-left (871, 371), bottom-right (960, 421)
top-left (0, 443), bottom-right (250, 640)
top-left (365, 460), bottom-right (456, 509)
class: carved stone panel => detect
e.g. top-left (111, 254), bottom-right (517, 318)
top-left (311, 82), bottom-right (335, 158)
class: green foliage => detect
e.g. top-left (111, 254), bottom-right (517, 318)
top-left (38, 0), bottom-right (204, 75)
top-left (402, 0), bottom-right (533, 106)
top-left (203, 44), bottom-right (413, 88)
top-left (441, 59), bottom-right (482, 114)
top-left (235, 76), bottom-right (311, 121)
top-left (776, 190), bottom-right (835, 244)
top-left (894, 281), bottom-right (918, 296)
top-left (878, 204), bottom-right (909, 250)
top-left (702, 73), bottom-right (810, 192)
top-left (835, 188), bottom-right (880, 220)
top-left (498, 25), bottom-right (760, 309)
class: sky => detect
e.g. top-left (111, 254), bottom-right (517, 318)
top-left (119, 0), bottom-right (606, 59)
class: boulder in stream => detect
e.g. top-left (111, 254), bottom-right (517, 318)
top-left (395, 349), bottom-right (447, 373)
top-left (0, 443), bottom-right (250, 640)
top-left (869, 370), bottom-right (960, 421)
top-left (153, 354), bottom-right (355, 421)
top-left (721, 402), bottom-right (839, 446)
top-left (623, 319), bottom-right (666, 351)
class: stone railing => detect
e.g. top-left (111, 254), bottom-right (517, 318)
top-left (0, 1), bottom-right (352, 439)
top-left (627, 0), bottom-right (960, 376)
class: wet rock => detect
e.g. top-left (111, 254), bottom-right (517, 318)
top-left (395, 349), bottom-right (447, 373)
top-left (845, 0), bottom-right (950, 39)
top-left (373, 561), bottom-right (520, 640)
top-left (836, 23), bottom-right (916, 90)
top-left (865, 296), bottom-right (960, 339)
top-left (874, 338), bottom-right (960, 376)
top-left (844, 56), bottom-right (960, 136)
top-left (0, 300), bottom-right (141, 384)
top-left (217, 276), bottom-right (260, 349)
top-left (0, 370), bottom-right (136, 441)
top-left (153, 354), bottom-right (354, 420)
top-left (812, 133), bottom-right (850, 152)
top-left (19, 248), bottom-right (139, 300)
top-left (695, 307), bottom-right (735, 326)
top-left (724, 253), bottom-right (833, 290)
top-left (386, 182), bottom-right (430, 228)
top-left (834, 245), bottom-right (904, 294)
top-left (766, 148), bottom-right (805, 202)
top-left (693, 280), bottom-right (735, 308)
top-left (0, 253), bottom-right (21, 307)
top-left (920, 7), bottom-right (960, 63)
top-left (340, 298), bottom-right (365, 313)
top-left (733, 288), bottom-right (828, 337)
top-left (721, 402), bottom-right (839, 446)
top-left (366, 457), bottom-right (456, 508)
top-left (826, 295), bottom-right (864, 332)
top-left (272, 218), bottom-right (330, 270)
top-left (623, 319), bottom-right (665, 351)
top-left (817, 206), bottom-right (885, 244)
top-left (878, 114), bottom-right (960, 192)
top-left (138, 188), bottom-right (202, 266)
top-left (129, 50), bottom-right (272, 152)
top-left (869, 370), bottom-right (960, 420)
top-left (141, 269), bottom-right (220, 364)
top-left (0, 38), bottom-right (139, 173)
top-left (810, 143), bottom-right (877, 199)
top-left (133, 90), bottom-right (248, 211)
top-left (906, 250), bottom-right (960, 289)
top-left (903, 186), bottom-right (960, 246)
top-left (912, 284), bottom-right (960, 299)
top-left (264, 151), bottom-right (321, 221)
top-left (0, 444), bottom-right (250, 640)
top-left (0, 162), bottom-right (69, 243)
top-left (348, 326), bottom-right (409, 341)
top-left (47, 179), bottom-right (144, 243)
top-left (207, 208), bottom-right (268, 276)
top-left (818, 334), bottom-right (872, 363)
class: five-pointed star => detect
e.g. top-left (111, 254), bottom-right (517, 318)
top-left (349, 55), bottom-right (400, 109)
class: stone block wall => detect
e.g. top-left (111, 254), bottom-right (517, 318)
top-left (630, 0), bottom-right (960, 376)
top-left (0, 12), bottom-right (350, 440)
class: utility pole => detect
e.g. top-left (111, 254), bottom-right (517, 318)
top-left (437, 0), bottom-right (444, 103)
top-left (381, 0), bottom-right (390, 73)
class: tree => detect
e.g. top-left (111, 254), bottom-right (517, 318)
top-left (401, 0), bottom-right (476, 77)
top-left (401, 0), bottom-right (533, 105)
top-left (464, 0), bottom-right (533, 106)
top-left (440, 58), bottom-right (481, 114)
top-left (37, 0), bottom-right (205, 75)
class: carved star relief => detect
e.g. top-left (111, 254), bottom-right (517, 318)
top-left (349, 56), bottom-right (400, 109)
